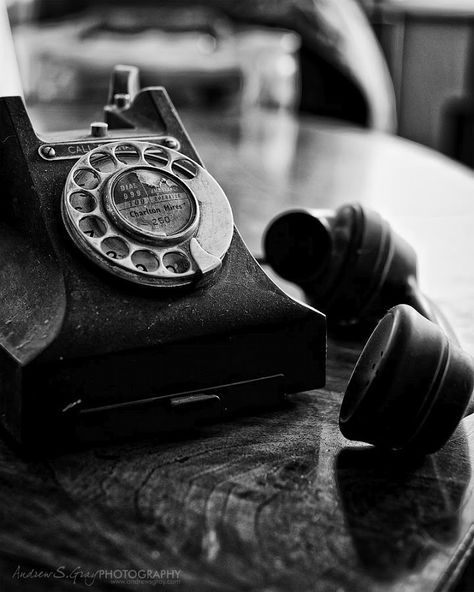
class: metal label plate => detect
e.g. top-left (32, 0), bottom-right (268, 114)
top-left (38, 137), bottom-right (178, 161)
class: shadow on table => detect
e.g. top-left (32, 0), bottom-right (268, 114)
top-left (335, 428), bottom-right (471, 583)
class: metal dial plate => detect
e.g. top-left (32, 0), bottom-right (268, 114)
top-left (61, 141), bottom-right (234, 287)
top-left (110, 168), bottom-right (196, 240)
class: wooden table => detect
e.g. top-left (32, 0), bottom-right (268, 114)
top-left (2, 105), bottom-right (474, 591)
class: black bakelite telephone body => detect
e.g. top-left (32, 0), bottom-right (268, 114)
top-left (0, 66), bottom-right (325, 448)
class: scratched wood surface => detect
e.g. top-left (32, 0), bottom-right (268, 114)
top-left (1, 105), bottom-right (473, 591)
top-left (1, 344), bottom-right (474, 592)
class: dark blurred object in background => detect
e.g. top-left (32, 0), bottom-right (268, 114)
top-left (443, 29), bottom-right (474, 170)
top-left (366, 0), bottom-right (474, 169)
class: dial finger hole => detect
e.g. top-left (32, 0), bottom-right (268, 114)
top-left (171, 158), bottom-right (197, 180)
top-left (73, 168), bottom-right (100, 190)
top-left (69, 191), bottom-right (96, 213)
top-left (163, 252), bottom-right (191, 274)
top-left (89, 152), bottom-right (117, 173)
top-left (144, 146), bottom-right (169, 167)
top-left (131, 250), bottom-right (159, 273)
top-left (101, 236), bottom-right (129, 260)
top-left (115, 144), bottom-right (140, 165)
top-left (79, 215), bottom-right (107, 239)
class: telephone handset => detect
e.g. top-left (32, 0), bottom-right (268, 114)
top-left (0, 65), bottom-right (326, 449)
top-left (264, 206), bottom-right (474, 454)
top-left (62, 141), bottom-right (233, 287)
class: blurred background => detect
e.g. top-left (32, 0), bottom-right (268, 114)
top-left (4, 0), bottom-right (474, 168)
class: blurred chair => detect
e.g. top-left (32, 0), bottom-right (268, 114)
top-left (209, 0), bottom-right (397, 131)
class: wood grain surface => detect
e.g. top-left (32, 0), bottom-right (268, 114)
top-left (1, 342), bottom-right (474, 592)
top-left (1, 104), bottom-right (472, 591)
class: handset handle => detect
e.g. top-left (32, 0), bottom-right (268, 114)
top-left (405, 280), bottom-right (474, 416)
top-left (405, 276), bottom-right (460, 346)
top-left (0, 0), bottom-right (23, 98)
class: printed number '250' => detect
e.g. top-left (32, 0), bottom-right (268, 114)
top-left (152, 216), bottom-right (171, 225)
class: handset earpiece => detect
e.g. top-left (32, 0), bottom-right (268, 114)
top-left (339, 304), bottom-right (474, 454)
top-left (263, 204), bottom-right (438, 332)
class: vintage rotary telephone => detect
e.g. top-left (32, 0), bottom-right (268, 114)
top-left (1, 57), bottom-right (472, 455)
top-left (0, 65), bottom-right (326, 448)
top-left (264, 205), bottom-right (474, 454)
